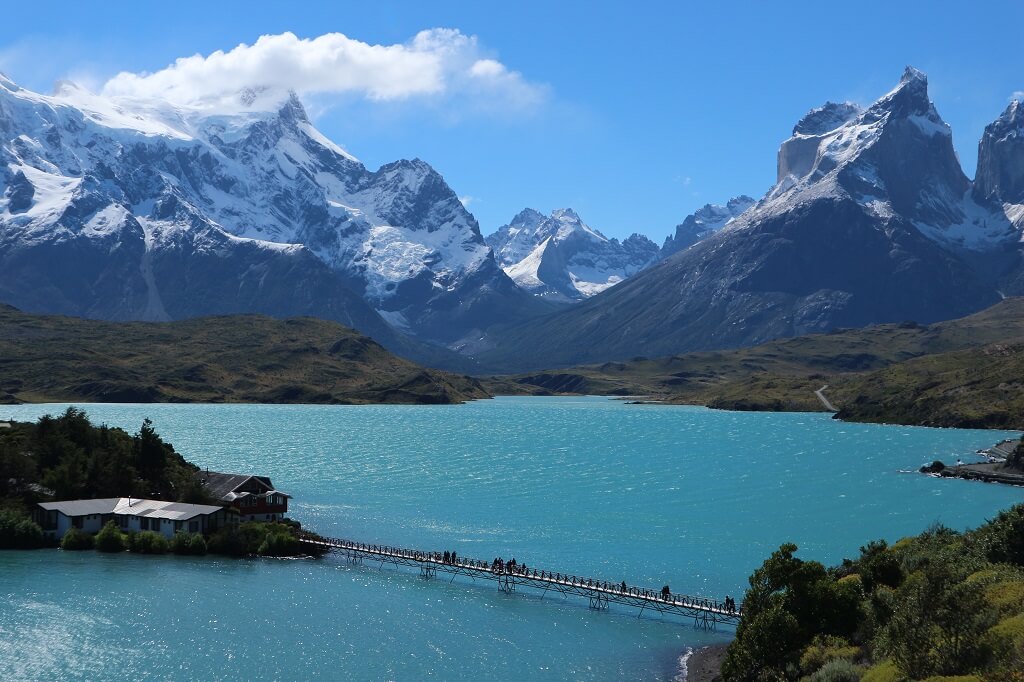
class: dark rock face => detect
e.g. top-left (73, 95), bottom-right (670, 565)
top-left (4, 171), bottom-right (33, 214)
top-left (477, 197), bottom-right (997, 372)
top-left (976, 100), bottom-right (1024, 204)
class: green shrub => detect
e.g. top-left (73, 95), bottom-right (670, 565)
top-left (60, 526), bottom-right (94, 550)
top-left (0, 509), bottom-right (44, 549)
top-left (859, 660), bottom-right (898, 682)
top-left (187, 533), bottom-right (207, 555)
top-left (206, 527), bottom-right (244, 556)
top-left (94, 521), bottom-right (126, 552)
top-left (207, 522), bottom-right (300, 557)
top-left (132, 530), bottom-right (168, 554)
top-left (257, 528), bottom-right (298, 556)
top-left (806, 658), bottom-right (863, 682)
top-left (800, 636), bottom-right (861, 676)
top-left (170, 530), bottom-right (192, 555)
top-left (983, 613), bottom-right (1024, 668)
top-left (170, 531), bottom-right (207, 556)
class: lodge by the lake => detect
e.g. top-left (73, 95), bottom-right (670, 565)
top-left (32, 471), bottom-right (291, 541)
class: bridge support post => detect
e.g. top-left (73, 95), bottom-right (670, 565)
top-left (420, 565), bottom-right (436, 579)
top-left (498, 575), bottom-right (515, 594)
top-left (589, 594), bottom-right (609, 611)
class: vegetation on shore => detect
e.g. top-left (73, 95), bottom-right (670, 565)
top-left (723, 506), bottom-right (1024, 681)
top-left (0, 305), bottom-right (488, 405)
top-left (487, 298), bottom-right (1024, 429)
top-left (0, 406), bottom-right (210, 520)
top-left (0, 409), bottom-right (313, 557)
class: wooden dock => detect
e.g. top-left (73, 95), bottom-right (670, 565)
top-left (299, 535), bottom-right (742, 628)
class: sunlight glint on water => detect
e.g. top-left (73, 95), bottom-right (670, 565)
top-left (1, 397), bottom-right (1021, 680)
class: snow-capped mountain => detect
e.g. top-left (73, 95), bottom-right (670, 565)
top-left (474, 68), bottom-right (1020, 372)
top-left (0, 74), bottom-right (543, 351)
top-left (661, 196), bottom-right (755, 258)
top-left (485, 208), bottom-right (659, 301)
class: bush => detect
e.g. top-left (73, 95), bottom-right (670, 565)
top-left (860, 660), bottom-right (899, 682)
top-left (257, 528), bottom-right (298, 556)
top-left (799, 636), bottom-right (860, 676)
top-left (94, 520), bottom-right (126, 552)
top-left (207, 522), bottom-right (300, 557)
top-left (0, 509), bottom-right (44, 549)
top-left (170, 531), bottom-right (207, 556)
top-left (60, 526), bottom-right (94, 550)
top-left (806, 658), bottom-right (863, 682)
top-left (132, 530), bottom-right (168, 554)
top-left (188, 533), bottom-right (207, 555)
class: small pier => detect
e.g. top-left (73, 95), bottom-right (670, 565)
top-left (299, 535), bottom-right (742, 629)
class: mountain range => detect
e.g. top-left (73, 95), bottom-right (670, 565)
top-left (0, 74), bottom-right (548, 364)
top-left (470, 67), bottom-right (1024, 371)
top-left (2, 67), bottom-right (1024, 374)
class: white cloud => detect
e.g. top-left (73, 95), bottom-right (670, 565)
top-left (1013, 91), bottom-right (1024, 102)
top-left (100, 29), bottom-right (547, 115)
top-left (458, 195), bottom-right (479, 207)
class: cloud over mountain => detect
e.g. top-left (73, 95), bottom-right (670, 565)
top-left (101, 29), bottom-right (546, 114)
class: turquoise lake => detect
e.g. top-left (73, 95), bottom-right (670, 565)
top-left (1, 397), bottom-right (1022, 681)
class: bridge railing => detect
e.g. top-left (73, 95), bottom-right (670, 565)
top-left (299, 533), bottom-right (743, 618)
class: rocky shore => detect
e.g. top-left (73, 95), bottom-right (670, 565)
top-left (685, 644), bottom-right (727, 682)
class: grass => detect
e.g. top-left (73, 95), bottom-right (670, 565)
top-left (484, 298), bottom-right (1024, 429)
top-left (0, 305), bottom-right (489, 405)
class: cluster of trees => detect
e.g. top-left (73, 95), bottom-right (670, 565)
top-left (723, 505), bottom-right (1024, 681)
top-left (1, 410), bottom-right (312, 559)
top-left (207, 520), bottom-right (303, 557)
top-left (0, 509), bottom-right (44, 548)
top-left (0, 407), bottom-right (209, 511)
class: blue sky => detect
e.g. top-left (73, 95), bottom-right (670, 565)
top-left (1, 1), bottom-right (1022, 242)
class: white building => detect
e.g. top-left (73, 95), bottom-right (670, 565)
top-left (34, 498), bottom-right (234, 541)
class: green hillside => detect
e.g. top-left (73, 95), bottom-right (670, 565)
top-left (0, 306), bottom-right (488, 405)
top-left (487, 298), bottom-right (1024, 428)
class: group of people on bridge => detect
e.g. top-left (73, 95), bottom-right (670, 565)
top-left (324, 538), bottom-right (741, 615)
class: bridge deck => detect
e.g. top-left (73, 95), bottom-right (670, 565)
top-left (300, 536), bottom-right (742, 628)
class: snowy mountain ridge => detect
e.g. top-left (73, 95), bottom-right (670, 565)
top-left (0, 74), bottom-right (539, 348)
top-left (485, 207), bottom-right (659, 301)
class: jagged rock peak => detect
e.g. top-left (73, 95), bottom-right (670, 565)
top-left (975, 98), bottom-right (1024, 204)
top-left (793, 102), bottom-right (862, 136)
top-left (662, 195), bottom-right (755, 258)
top-left (278, 90), bottom-right (309, 123)
top-left (901, 65), bottom-right (928, 85)
top-left (509, 207), bottom-right (546, 227)
top-left (866, 65), bottom-right (938, 121)
top-left (551, 207), bottom-right (581, 221)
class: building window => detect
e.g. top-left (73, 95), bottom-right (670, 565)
top-left (151, 519), bottom-right (160, 533)
top-left (72, 516), bottom-right (83, 529)
top-left (188, 521), bottom-right (199, 533)
top-left (140, 518), bottom-right (149, 530)
top-left (175, 521), bottom-right (183, 532)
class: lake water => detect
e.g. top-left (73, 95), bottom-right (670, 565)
top-left (1, 397), bottom-right (1022, 681)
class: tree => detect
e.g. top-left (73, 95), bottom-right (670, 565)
top-left (0, 510), bottom-right (43, 549)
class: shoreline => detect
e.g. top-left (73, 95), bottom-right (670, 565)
top-left (684, 644), bottom-right (728, 682)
